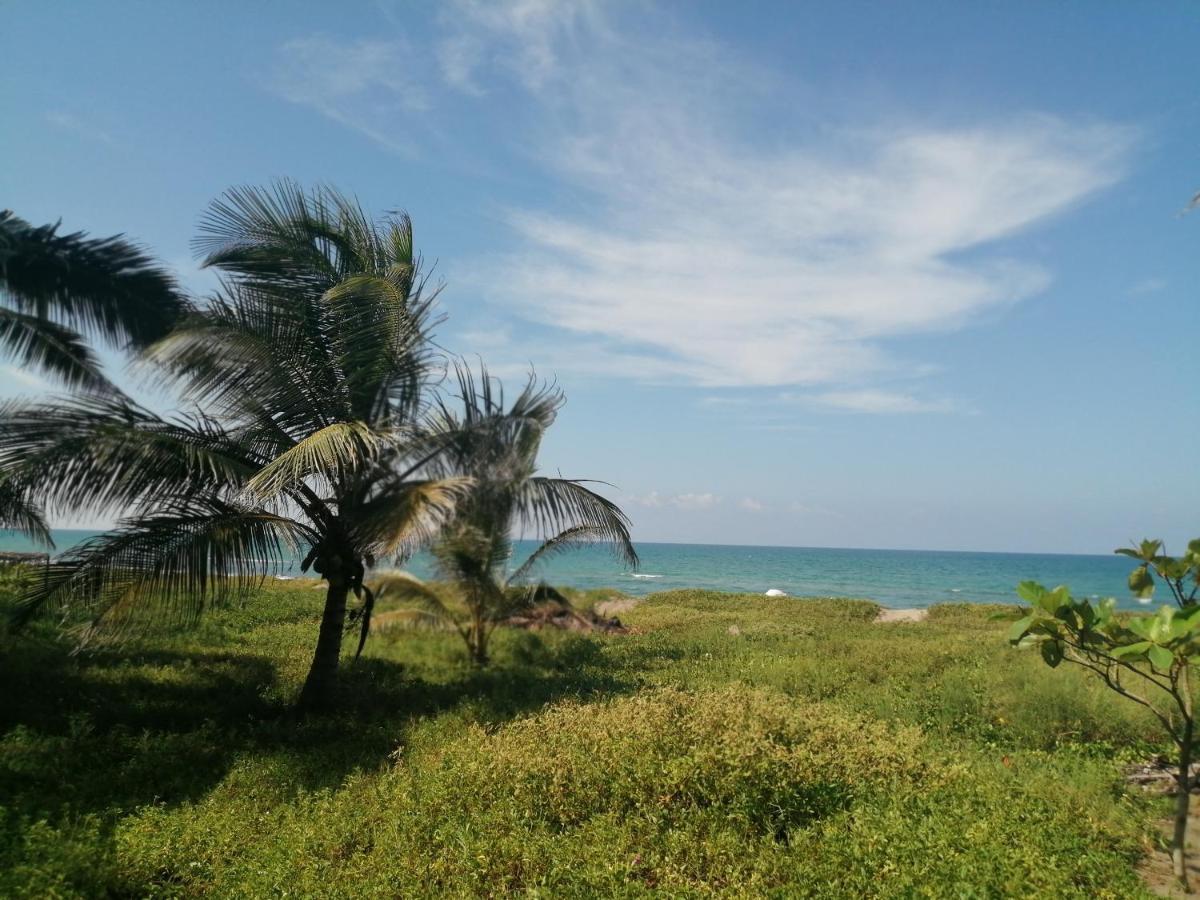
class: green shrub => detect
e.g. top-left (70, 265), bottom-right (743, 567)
top-left (426, 685), bottom-right (929, 834)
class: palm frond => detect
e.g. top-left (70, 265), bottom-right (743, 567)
top-left (0, 209), bottom-right (186, 348)
top-left (352, 476), bottom-right (473, 560)
top-left (194, 181), bottom-right (380, 288)
top-left (142, 294), bottom-right (345, 436)
top-left (0, 307), bottom-right (115, 393)
top-left (8, 499), bottom-right (312, 638)
top-left (187, 184), bottom-right (444, 433)
top-left (244, 421), bottom-right (387, 501)
top-left (0, 474), bottom-right (53, 547)
top-left (427, 364), bottom-right (563, 476)
top-left (369, 608), bottom-right (448, 634)
top-left (516, 477), bottom-right (638, 568)
top-left (370, 570), bottom-right (458, 625)
top-left (431, 523), bottom-right (511, 592)
top-left (509, 524), bottom-right (614, 585)
top-left (320, 273), bottom-right (442, 422)
top-left (0, 395), bottom-right (260, 520)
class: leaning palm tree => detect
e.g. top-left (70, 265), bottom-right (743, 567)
top-left (374, 367), bottom-right (637, 665)
top-left (0, 209), bottom-right (185, 393)
top-left (0, 182), bottom-right (466, 708)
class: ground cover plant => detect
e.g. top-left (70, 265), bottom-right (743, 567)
top-left (0, 577), bottom-right (1171, 898)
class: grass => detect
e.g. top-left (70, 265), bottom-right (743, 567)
top-left (0, 579), bottom-right (1173, 897)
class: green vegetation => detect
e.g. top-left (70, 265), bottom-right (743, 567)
top-left (1, 580), bottom-right (1169, 897)
top-left (374, 366), bottom-right (636, 665)
top-left (0, 183), bottom-right (637, 710)
top-left (1011, 538), bottom-right (1200, 889)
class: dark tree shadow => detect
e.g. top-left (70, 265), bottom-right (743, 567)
top-left (0, 627), bottom-right (635, 825)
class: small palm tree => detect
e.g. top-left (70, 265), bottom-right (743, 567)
top-left (0, 209), bottom-right (184, 393)
top-left (374, 368), bottom-right (637, 665)
top-left (0, 183), bottom-right (467, 708)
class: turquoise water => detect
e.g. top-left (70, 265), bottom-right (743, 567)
top-left (1, 529), bottom-right (1145, 610)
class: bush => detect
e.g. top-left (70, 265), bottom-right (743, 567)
top-left (114, 686), bottom-right (928, 896)
top-left (428, 685), bottom-right (929, 833)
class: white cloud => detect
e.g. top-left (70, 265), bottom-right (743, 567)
top-left (810, 390), bottom-right (960, 415)
top-left (434, 5), bottom-right (1134, 391)
top-left (482, 114), bottom-right (1130, 388)
top-left (45, 111), bottom-right (117, 147)
top-left (436, 0), bottom-right (603, 92)
top-left (271, 37), bottom-right (430, 154)
top-left (629, 491), bottom-right (720, 510)
top-left (1129, 277), bottom-right (1167, 296)
top-left (271, 4), bottom-right (1135, 404)
top-left (672, 493), bottom-right (720, 510)
top-left (789, 501), bottom-right (844, 519)
top-left (739, 497), bottom-right (765, 512)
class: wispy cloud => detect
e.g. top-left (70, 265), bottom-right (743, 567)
top-left (435, 0), bottom-right (603, 93)
top-left (809, 390), bottom-right (960, 415)
top-left (629, 491), bottom-right (721, 510)
top-left (739, 497), bottom-right (765, 512)
top-left (272, 2), bottom-right (1135, 408)
top-left (789, 500), bottom-right (845, 519)
top-left (436, 5), bottom-right (1134, 393)
top-left (45, 111), bottom-right (117, 147)
top-left (1129, 276), bottom-right (1167, 296)
top-left (271, 37), bottom-right (429, 154)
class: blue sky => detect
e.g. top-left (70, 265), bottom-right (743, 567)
top-left (2, 1), bottom-right (1197, 553)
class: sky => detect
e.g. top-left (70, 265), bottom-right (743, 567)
top-left (1, 0), bottom-right (1197, 554)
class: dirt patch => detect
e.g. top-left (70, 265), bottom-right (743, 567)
top-left (594, 597), bottom-right (643, 618)
top-left (873, 608), bottom-right (929, 624)
top-left (1126, 757), bottom-right (1200, 896)
top-left (504, 602), bottom-right (628, 634)
top-left (1137, 812), bottom-right (1200, 897)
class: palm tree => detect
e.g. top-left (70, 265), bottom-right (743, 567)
top-left (0, 209), bottom-right (185, 393)
top-left (374, 367), bottom-right (637, 665)
top-left (0, 182), bottom-right (467, 708)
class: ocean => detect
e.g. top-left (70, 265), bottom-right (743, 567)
top-left (0, 529), bottom-right (1147, 610)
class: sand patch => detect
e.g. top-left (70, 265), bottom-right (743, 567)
top-left (595, 597), bottom-right (643, 618)
top-left (874, 608), bottom-right (928, 624)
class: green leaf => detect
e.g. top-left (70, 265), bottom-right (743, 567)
top-left (1128, 565), bottom-right (1155, 599)
top-left (1040, 640), bottom-right (1063, 668)
top-left (1016, 581), bottom-right (1046, 604)
top-left (1126, 617), bottom-right (1151, 638)
top-left (1111, 641), bottom-right (1153, 659)
top-left (1160, 558), bottom-right (1190, 581)
top-left (1007, 615), bottom-right (1034, 643)
top-left (1148, 644), bottom-right (1175, 672)
top-left (1037, 584), bottom-right (1071, 614)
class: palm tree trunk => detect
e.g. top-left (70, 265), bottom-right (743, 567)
top-left (298, 574), bottom-right (349, 710)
